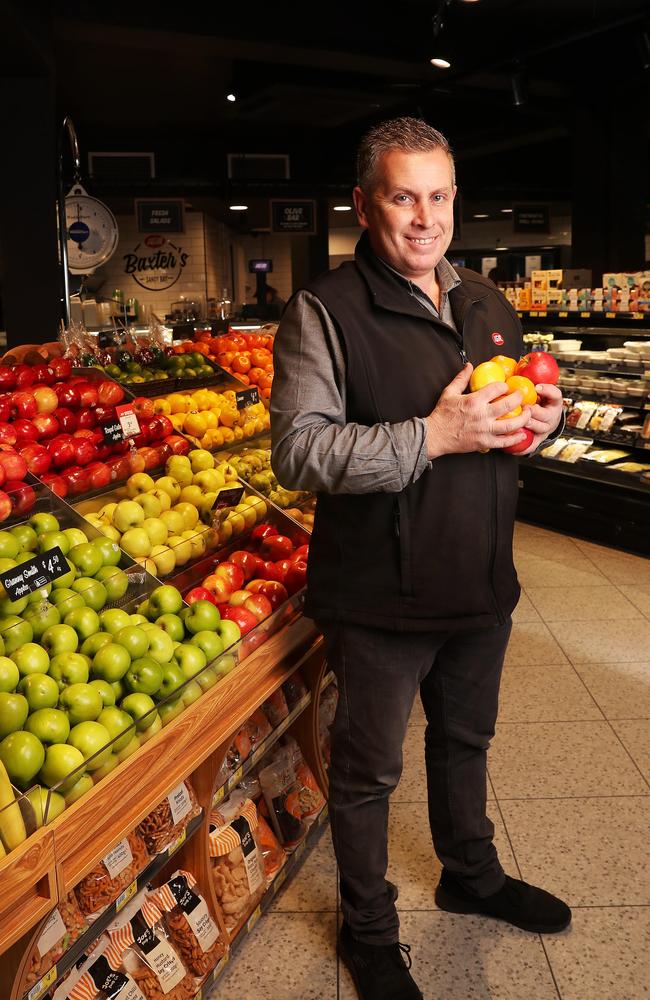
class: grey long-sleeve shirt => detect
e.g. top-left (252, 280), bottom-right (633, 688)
top-left (270, 257), bottom-right (461, 495)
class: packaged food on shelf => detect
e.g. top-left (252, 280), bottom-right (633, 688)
top-left (136, 779), bottom-right (200, 854)
top-left (275, 736), bottom-right (326, 822)
top-left (24, 892), bottom-right (89, 991)
top-left (609, 462), bottom-right (650, 473)
top-left (581, 449), bottom-right (632, 464)
top-left (556, 439), bottom-right (594, 463)
top-left (208, 797), bottom-right (266, 930)
top-left (588, 405), bottom-right (622, 432)
top-left (216, 706), bottom-right (273, 784)
top-left (255, 811), bottom-right (286, 881)
top-left (258, 752), bottom-right (307, 849)
top-left (261, 687), bottom-right (289, 727)
top-left (282, 670), bottom-right (308, 710)
top-left (153, 870), bottom-right (224, 976)
top-left (566, 400), bottom-right (598, 430)
top-left (539, 437), bottom-right (572, 459)
top-left (75, 831), bottom-right (150, 918)
top-left (105, 891), bottom-right (196, 1000)
top-left (53, 936), bottom-right (136, 1000)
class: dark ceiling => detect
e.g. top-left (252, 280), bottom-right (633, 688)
top-left (7, 0), bottom-right (650, 204)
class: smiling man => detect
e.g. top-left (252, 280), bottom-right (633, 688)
top-left (271, 118), bottom-right (567, 1000)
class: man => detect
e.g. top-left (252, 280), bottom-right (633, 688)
top-left (271, 118), bottom-right (568, 1000)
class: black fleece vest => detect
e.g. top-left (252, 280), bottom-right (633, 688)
top-left (302, 235), bottom-right (522, 630)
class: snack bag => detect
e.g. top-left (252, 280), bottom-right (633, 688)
top-left (61, 938), bottom-right (146, 1000)
top-left (244, 707), bottom-right (272, 750)
top-left (154, 871), bottom-right (223, 976)
top-left (276, 737), bottom-right (325, 822)
top-left (261, 687), bottom-right (289, 727)
top-left (137, 781), bottom-right (201, 855)
top-left (255, 811), bottom-right (286, 882)
top-left (75, 833), bottom-right (150, 918)
top-left (25, 893), bottom-right (89, 990)
top-left (258, 754), bottom-right (306, 848)
top-left (106, 893), bottom-right (195, 1000)
top-left (209, 798), bottom-right (265, 931)
top-left (282, 670), bottom-right (308, 709)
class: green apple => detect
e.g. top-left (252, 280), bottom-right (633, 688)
top-left (111, 679), bottom-right (124, 701)
top-left (181, 679), bottom-right (203, 708)
top-left (135, 493), bottom-right (162, 518)
top-left (179, 485), bottom-right (203, 508)
top-left (189, 449), bottom-right (214, 474)
top-left (68, 543), bottom-right (102, 577)
top-left (214, 652), bottom-right (237, 677)
top-left (142, 518), bottom-right (168, 547)
top-left (64, 773), bottom-right (94, 805)
top-left (145, 626), bottom-right (175, 665)
top-left (60, 683), bottom-right (103, 724)
top-left (26, 785), bottom-right (66, 827)
top-left (63, 606), bottom-right (101, 641)
top-left (81, 632), bottom-right (113, 657)
top-left (68, 721), bottom-right (112, 770)
top-left (150, 545), bottom-right (175, 577)
top-left (139, 712), bottom-right (163, 743)
top-left (155, 614), bottom-right (185, 642)
top-left (98, 502), bottom-right (117, 522)
top-left (137, 599), bottom-right (151, 619)
top-left (18, 672), bottom-right (59, 710)
top-left (71, 578), bottom-right (107, 612)
top-left (121, 692), bottom-right (158, 731)
top-left (0, 730), bottom-right (45, 788)
top-left (0, 656), bottom-right (19, 693)
top-left (0, 615), bottom-right (33, 654)
top-left (50, 558), bottom-right (77, 590)
top-left (29, 513), bottom-right (60, 536)
top-left (91, 753), bottom-right (120, 783)
top-left (158, 698), bottom-right (185, 726)
top-left (116, 733), bottom-right (141, 763)
top-left (22, 601), bottom-right (61, 641)
top-left (10, 524), bottom-right (38, 552)
top-left (129, 614), bottom-right (148, 627)
top-left (196, 666), bottom-right (219, 692)
top-left (216, 620), bottom-right (241, 650)
top-left (0, 692), bottom-right (29, 737)
top-left (172, 502), bottom-right (200, 531)
top-left (113, 500), bottom-right (145, 533)
top-left (186, 600), bottom-right (220, 635)
top-left (189, 630), bottom-right (224, 663)
top-left (149, 585), bottom-right (183, 617)
top-left (157, 661), bottom-right (185, 701)
top-left (25, 708), bottom-right (70, 745)
top-left (121, 528), bottom-right (152, 558)
top-left (49, 653), bottom-right (89, 689)
top-left (95, 566), bottom-right (128, 602)
top-left (36, 530), bottom-right (69, 556)
top-left (160, 510), bottom-right (185, 535)
top-left (151, 489), bottom-right (172, 512)
top-left (11, 642), bottom-right (50, 676)
top-left (126, 472), bottom-right (155, 497)
top-left (125, 656), bottom-right (162, 695)
top-left (116, 626), bottom-right (149, 659)
top-left (91, 536), bottom-right (121, 567)
top-left (63, 528), bottom-right (88, 550)
top-left (99, 608), bottom-right (132, 636)
top-left (0, 592), bottom-right (27, 618)
top-left (98, 523), bottom-right (121, 543)
top-left (0, 531), bottom-right (19, 559)
top-left (174, 643), bottom-right (207, 680)
top-left (42, 623), bottom-right (78, 655)
top-left (49, 588), bottom-right (85, 614)
top-left (155, 477), bottom-right (182, 503)
top-left (40, 743), bottom-right (86, 792)
top-left (92, 644), bottom-right (131, 683)
top-left (167, 535), bottom-right (192, 566)
top-left (97, 706), bottom-right (134, 753)
top-left (88, 678), bottom-right (116, 708)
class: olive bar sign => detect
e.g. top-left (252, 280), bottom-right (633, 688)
top-left (270, 199), bottom-right (317, 234)
top-left (0, 546), bottom-right (68, 601)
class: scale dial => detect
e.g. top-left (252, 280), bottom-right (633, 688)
top-left (64, 184), bottom-right (119, 274)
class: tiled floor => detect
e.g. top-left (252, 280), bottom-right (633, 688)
top-left (210, 523), bottom-right (650, 1000)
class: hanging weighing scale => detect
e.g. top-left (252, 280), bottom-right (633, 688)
top-left (64, 182), bottom-right (119, 275)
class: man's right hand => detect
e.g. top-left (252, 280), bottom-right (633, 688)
top-left (425, 363), bottom-right (532, 459)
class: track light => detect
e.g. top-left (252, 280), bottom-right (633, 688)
top-left (511, 69), bottom-right (527, 107)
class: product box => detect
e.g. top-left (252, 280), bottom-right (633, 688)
top-left (547, 288), bottom-right (563, 306)
top-left (515, 286), bottom-right (532, 310)
top-left (546, 269), bottom-right (563, 288)
top-left (531, 271), bottom-right (548, 292)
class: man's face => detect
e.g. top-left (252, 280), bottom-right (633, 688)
top-left (353, 148), bottom-right (457, 283)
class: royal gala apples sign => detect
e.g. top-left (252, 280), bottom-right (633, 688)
top-left (123, 234), bottom-right (189, 291)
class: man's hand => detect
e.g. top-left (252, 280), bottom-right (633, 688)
top-left (514, 383), bottom-right (565, 455)
top-left (425, 363), bottom-right (532, 459)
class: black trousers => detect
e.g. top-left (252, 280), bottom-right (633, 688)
top-left (320, 618), bottom-right (512, 945)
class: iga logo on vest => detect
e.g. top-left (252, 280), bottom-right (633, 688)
top-left (123, 235), bottom-right (189, 291)
top-left (491, 332), bottom-right (505, 346)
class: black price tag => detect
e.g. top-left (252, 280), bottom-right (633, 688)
top-left (236, 387), bottom-right (260, 409)
top-left (212, 486), bottom-right (244, 511)
top-left (0, 546), bottom-right (68, 601)
top-left (102, 420), bottom-right (124, 444)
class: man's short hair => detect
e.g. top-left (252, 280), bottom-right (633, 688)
top-left (357, 117), bottom-right (455, 190)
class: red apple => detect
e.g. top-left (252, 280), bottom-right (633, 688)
top-left (0, 423), bottom-right (16, 447)
top-left (229, 550), bottom-right (263, 582)
top-left (220, 605), bottom-right (258, 635)
top-left (251, 523), bottom-right (278, 545)
top-left (259, 534), bottom-right (294, 561)
top-left (33, 386), bottom-right (59, 414)
top-left (137, 447), bottom-right (159, 471)
top-left (245, 579), bottom-right (288, 610)
top-left (74, 438), bottom-right (97, 466)
top-left (13, 419), bottom-right (37, 446)
top-left (228, 589), bottom-right (252, 607)
top-left (54, 383), bottom-right (80, 409)
top-left (32, 414), bottom-right (60, 439)
top-left (31, 364), bottom-right (55, 386)
top-left (0, 490), bottom-right (12, 521)
top-left (0, 396), bottom-right (13, 423)
top-left (202, 574), bottom-right (233, 603)
top-left (61, 465), bottom-right (91, 495)
top-left (215, 561), bottom-right (245, 592)
top-left (12, 390), bottom-right (37, 419)
top-left (20, 443), bottom-right (51, 476)
top-left (48, 358), bottom-right (72, 380)
top-left (76, 382), bottom-right (99, 408)
top-left (126, 450), bottom-right (146, 474)
top-left (97, 381), bottom-right (125, 405)
top-left (503, 427), bottom-right (536, 455)
top-left (41, 472), bottom-right (68, 498)
top-left (94, 404), bottom-right (117, 425)
top-left (76, 409), bottom-right (97, 430)
top-left (6, 480), bottom-right (35, 515)
top-left (156, 442), bottom-right (173, 465)
top-left (132, 396), bottom-right (155, 420)
top-left (107, 455), bottom-right (131, 483)
top-left (243, 593), bottom-right (273, 622)
top-left (0, 368), bottom-right (17, 391)
top-left (292, 544), bottom-right (310, 563)
top-left (515, 352), bottom-right (560, 386)
top-left (0, 451), bottom-right (28, 482)
top-left (148, 415), bottom-right (173, 440)
top-left (14, 365), bottom-right (35, 389)
top-left (285, 560), bottom-right (308, 595)
top-left (48, 435), bottom-right (77, 469)
top-left (185, 586), bottom-right (218, 606)
top-left (86, 461), bottom-right (111, 489)
top-left (167, 435), bottom-right (190, 456)
top-left (258, 561), bottom-right (283, 583)
top-left (53, 407), bottom-right (77, 433)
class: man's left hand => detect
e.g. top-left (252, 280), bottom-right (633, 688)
top-left (518, 383), bottom-right (565, 454)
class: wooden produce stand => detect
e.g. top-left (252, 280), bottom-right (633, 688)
top-left (0, 609), bottom-right (329, 1000)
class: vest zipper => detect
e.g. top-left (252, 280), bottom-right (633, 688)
top-left (407, 282), bottom-right (469, 366)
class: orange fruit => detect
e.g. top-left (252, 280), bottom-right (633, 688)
top-left (505, 375), bottom-right (537, 406)
top-left (496, 399), bottom-right (523, 420)
top-left (231, 353), bottom-right (251, 374)
top-left (490, 355), bottom-right (518, 378)
top-left (469, 361), bottom-right (506, 391)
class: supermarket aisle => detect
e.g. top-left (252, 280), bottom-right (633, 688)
top-left (210, 523), bottom-right (650, 1000)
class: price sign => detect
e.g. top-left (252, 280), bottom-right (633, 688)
top-left (211, 486), bottom-right (244, 511)
top-left (115, 403), bottom-right (141, 438)
top-left (236, 387), bottom-right (260, 409)
top-left (27, 966), bottom-right (57, 1000)
top-left (559, 311), bottom-right (568, 318)
top-left (632, 312), bottom-right (644, 320)
top-left (0, 546), bottom-right (68, 601)
top-left (606, 312), bottom-right (616, 319)
top-left (580, 311), bottom-right (591, 318)
top-left (102, 420), bottom-right (124, 444)
top-left (115, 879), bottom-right (138, 912)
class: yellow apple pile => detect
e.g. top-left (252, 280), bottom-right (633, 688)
top-left (152, 388), bottom-right (270, 451)
top-left (79, 449), bottom-right (268, 578)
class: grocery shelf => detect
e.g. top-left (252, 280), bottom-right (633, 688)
top-left (517, 312), bottom-right (650, 328)
top-left (558, 426), bottom-right (648, 452)
top-left (521, 455), bottom-right (650, 494)
top-left (557, 360), bottom-right (649, 375)
top-left (24, 811), bottom-right (204, 1000)
top-left (320, 670), bottom-right (336, 693)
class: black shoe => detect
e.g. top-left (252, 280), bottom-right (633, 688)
top-left (435, 870), bottom-right (571, 934)
top-left (338, 921), bottom-right (423, 1000)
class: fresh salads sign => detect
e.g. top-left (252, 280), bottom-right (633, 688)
top-left (123, 234), bottom-right (189, 291)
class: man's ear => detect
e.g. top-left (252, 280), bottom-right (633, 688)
top-left (353, 186), bottom-right (369, 228)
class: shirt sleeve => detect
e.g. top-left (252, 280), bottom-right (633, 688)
top-left (270, 290), bottom-right (430, 495)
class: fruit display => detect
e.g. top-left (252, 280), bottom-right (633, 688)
top-left (216, 442), bottom-right (310, 510)
top-left (76, 450), bottom-right (269, 578)
top-left (152, 386), bottom-right (269, 451)
top-left (103, 347), bottom-right (218, 385)
top-left (180, 329), bottom-right (275, 400)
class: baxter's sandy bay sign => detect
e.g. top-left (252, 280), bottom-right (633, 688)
top-left (123, 234), bottom-right (189, 290)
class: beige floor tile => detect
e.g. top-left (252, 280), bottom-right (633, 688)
top-left (512, 590), bottom-right (542, 623)
top-left (269, 828), bottom-right (337, 912)
top-left (514, 551), bottom-right (609, 588)
top-left (548, 620), bottom-right (650, 663)
top-left (543, 906), bottom-right (650, 1000)
top-left (209, 912), bottom-right (337, 999)
top-left (514, 523), bottom-right (582, 557)
top-left (504, 622), bottom-right (568, 666)
top-left (339, 910), bottom-right (559, 1000)
top-left (489, 721), bottom-right (648, 798)
top-left (619, 582), bottom-right (650, 618)
top-left (396, 728), bottom-right (494, 803)
top-left (573, 661), bottom-right (650, 719)
top-left (525, 585), bottom-right (643, 621)
top-left (497, 661), bottom-right (603, 723)
top-left (611, 719), bottom-right (650, 783)
top-left (387, 801), bottom-right (516, 911)
top-left (575, 545), bottom-right (650, 585)
top-left (499, 797), bottom-right (650, 906)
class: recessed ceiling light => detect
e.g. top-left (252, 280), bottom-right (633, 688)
top-left (473, 213), bottom-right (489, 219)
top-left (226, 93), bottom-right (236, 102)
top-left (430, 57), bottom-right (451, 69)
top-left (229, 204), bottom-right (248, 211)
top-left (501, 208), bottom-right (513, 214)
top-left (333, 205), bottom-right (352, 212)
top-left (495, 245), bottom-right (509, 251)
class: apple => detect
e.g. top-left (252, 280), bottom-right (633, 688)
top-left (81, 634), bottom-right (113, 660)
top-left (92, 643), bottom-right (131, 683)
top-left (0, 692), bottom-right (29, 737)
top-left (40, 743), bottom-right (86, 792)
top-left (121, 692), bottom-right (159, 732)
top-left (97, 706), bottom-right (134, 753)
top-left (0, 369), bottom-right (17, 391)
top-left (63, 772), bottom-right (94, 805)
top-left (12, 390), bottom-right (37, 419)
top-left (285, 560), bottom-right (308, 595)
top-left (35, 530), bottom-right (69, 558)
top-left (246, 579), bottom-right (289, 609)
top-left (77, 382), bottom-right (99, 408)
top-left (188, 629), bottom-right (224, 663)
top-left (60, 682), bottom-right (103, 725)
top-left (113, 500), bottom-right (145, 533)
top-left (32, 414), bottom-right (61, 439)
top-left (165, 462), bottom-right (192, 489)
top-left (49, 653), bottom-right (90, 691)
top-left (515, 352), bottom-right (560, 386)
top-left (228, 589), bottom-right (251, 607)
top-left (0, 591), bottom-right (27, 619)
top-left (151, 489), bottom-right (172, 512)
top-left (160, 510), bottom-right (185, 535)
top-left (26, 785), bottom-right (66, 827)
top-left (230, 550), bottom-right (262, 582)
top-left (0, 730), bottom-right (45, 788)
top-left (121, 527), bottom-right (152, 559)
top-left (50, 557), bottom-right (76, 590)
top-left (42, 622), bottom-right (78, 655)
top-left (68, 721), bottom-right (112, 770)
top-left (90, 753), bottom-right (119, 783)
top-left (155, 476), bottom-right (182, 503)
top-left (53, 407), bottom-right (77, 433)
top-left (196, 666), bottom-right (219, 692)
top-left (150, 544), bottom-right (176, 577)
top-left (20, 443), bottom-right (51, 476)
top-left (156, 661), bottom-right (185, 701)
top-left (184, 600), bottom-right (220, 635)
top-left (33, 386), bottom-right (58, 414)
top-left (154, 613), bottom-right (185, 642)
top-left (88, 678), bottom-right (116, 708)
top-left (145, 626), bottom-right (175, 665)
top-left (90, 536), bottom-right (121, 568)
top-left (167, 534), bottom-right (192, 566)
top-left (41, 472), bottom-right (68, 498)
top-left (221, 605), bottom-right (258, 636)
top-left (244, 593), bottom-right (273, 622)
top-left (49, 588), bottom-right (84, 614)
top-left (6, 480), bottom-right (36, 516)
top-left (258, 561), bottom-right (283, 583)
top-left (10, 523), bottom-right (37, 552)
top-left (95, 566), bottom-right (129, 602)
top-left (0, 655), bottom-right (19, 693)
top-left (71, 577), bottom-right (107, 612)
top-left (116, 625), bottom-right (149, 660)
top-left (68, 543), bottom-right (102, 577)
top-left (503, 427), bottom-right (536, 455)
top-left (0, 615), bottom-right (33, 654)
top-left (0, 452), bottom-right (28, 483)
top-left (11, 642), bottom-right (50, 676)
top-left (135, 493), bottom-right (162, 518)
top-left (63, 606), bottom-right (101, 641)
top-left (29, 512), bottom-right (59, 536)
top-left (125, 656), bottom-right (162, 695)
top-left (178, 485), bottom-right (203, 509)
top-left (158, 698), bottom-right (185, 726)
top-left (216, 618), bottom-right (241, 650)
top-left (173, 643), bottom-right (207, 680)
top-left (202, 574), bottom-right (233, 604)
top-left (0, 531), bottom-right (19, 560)
top-left (115, 733), bottom-right (141, 762)
top-left (142, 518), bottom-right (168, 547)
top-left (126, 472), bottom-right (155, 497)
top-left (25, 707), bottom-right (70, 745)
top-left (148, 585), bottom-right (183, 617)
top-left (185, 586), bottom-right (218, 606)
top-left (96, 611), bottom-right (130, 641)
top-left (215, 561), bottom-right (245, 592)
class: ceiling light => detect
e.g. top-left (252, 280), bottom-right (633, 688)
top-left (511, 70), bottom-right (527, 107)
top-left (226, 93), bottom-right (236, 102)
top-left (501, 208), bottom-right (513, 214)
top-left (473, 213), bottom-right (489, 219)
top-left (333, 205), bottom-right (353, 212)
top-left (430, 57), bottom-right (451, 69)
top-left (495, 245), bottom-right (509, 251)
top-left (229, 204), bottom-right (248, 211)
